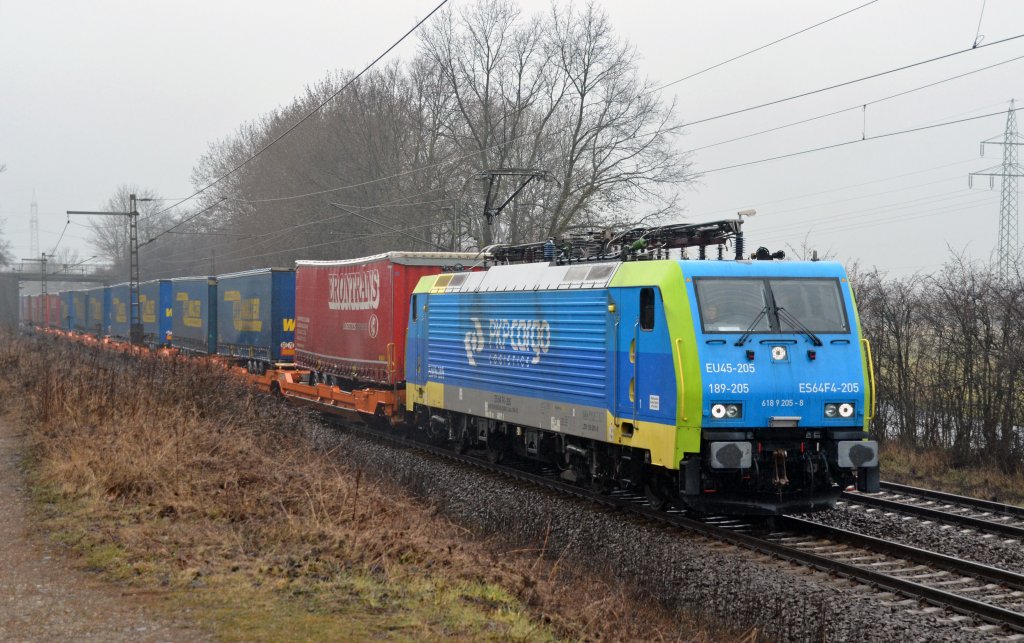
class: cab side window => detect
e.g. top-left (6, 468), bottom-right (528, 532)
top-left (640, 288), bottom-right (655, 331)
top-left (412, 295), bottom-right (419, 321)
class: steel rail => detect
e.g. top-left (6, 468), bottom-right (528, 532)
top-left (880, 481), bottom-right (1024, 519)
top-left (328, 417), bottom-right (1024, 634)
top-left (842, 486), bottom-right (1024, 540)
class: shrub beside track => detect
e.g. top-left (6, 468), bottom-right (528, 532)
top-left (1, 333), bottom-right (709, 641)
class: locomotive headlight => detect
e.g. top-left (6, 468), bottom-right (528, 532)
top-left (838, 403), bottom-right (855, 418)
top-left (711, 404), bottom-right (727, 419)
top-left (771, 345), bottom-right (788, 361)
top-left (824, 403), bottom-right (838, 418)
top-left (725, 404), bottom-right (742, 419)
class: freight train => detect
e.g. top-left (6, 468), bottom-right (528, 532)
top-left (20, 223), bottom-right (879, 515)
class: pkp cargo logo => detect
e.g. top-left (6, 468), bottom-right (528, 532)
top-left (464, 317), bottom-right (551, 367)
top-left (328, 269), bottom-right (380, 311)
top-left (464, 319), bottom-right (485, 366)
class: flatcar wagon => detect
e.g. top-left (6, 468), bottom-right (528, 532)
top-left (406, 258), bottom-right (878, 515)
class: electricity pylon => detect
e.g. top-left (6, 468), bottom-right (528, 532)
top-left (29, 191), bottom-right (39, 259)
top-left (970, 100), bottom-right (1023, 282)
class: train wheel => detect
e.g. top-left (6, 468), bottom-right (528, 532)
top-left (644, 473), bottom-right (673, 511)
top-left (486, 432), bottom-right (505, 464)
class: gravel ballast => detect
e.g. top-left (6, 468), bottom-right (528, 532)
top-left (308, 422), bottom-right (1009, 641)
top-left (809, 501), bottom-right (1024, 575)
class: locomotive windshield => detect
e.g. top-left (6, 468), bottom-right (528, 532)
top-left (693, 279), bottom-right (771, 332)
top-left (695, 277), bottom-right (849, 334)
top-left (769, 279), bottom-right (848, 333)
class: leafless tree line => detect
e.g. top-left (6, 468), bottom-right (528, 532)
top-left (105, 0), bottom-right (690, 278)
top-left (853, 257), bottom-right (1024, 473)
top-left (0, 162), bottom-right (10, 266)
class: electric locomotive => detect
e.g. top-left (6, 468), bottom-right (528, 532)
top-left (406, 258), bottom-right (879, 515)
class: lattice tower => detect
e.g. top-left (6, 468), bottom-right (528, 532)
top-left (969, 100), bottom-right (1023, 282)
top-left (998, 101), bottom-right (1020, 280)
top-left (29, 191), bottom-right (39, 258)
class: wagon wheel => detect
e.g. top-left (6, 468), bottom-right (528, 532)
top-left (590, 475), bottom-right (612, 494)
top-left (644, 476), bottom-right (670, 511)
top-left (485, 432), bottom-right (505, 464)
top-left (453, 420), bottom-right (470, 454)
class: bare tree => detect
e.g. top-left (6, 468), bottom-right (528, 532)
top-left (419, 0), bottom-right (690, 247)
top-left (171, 0), bottom-right (692, 273)
top-left (88, 185), bottom-right (164, 272)
top-left (0, 221), bottom-right (12, 267)
top-left (854, 256), bottom-right (1024, 473)
top-left (0, 164), bottom-right (9, 266)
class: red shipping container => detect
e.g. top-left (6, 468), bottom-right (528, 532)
top-left (295, 252), bottom-right (480, 385)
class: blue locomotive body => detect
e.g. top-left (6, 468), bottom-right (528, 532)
top-left (407, 259), bottom-right (877, 515)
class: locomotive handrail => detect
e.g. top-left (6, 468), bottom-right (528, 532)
top-left (674, 338), bottom-right (685, 421)
top-left (632, 321), bottom-right (639, 425)
top-left (861, 338), bottom-right (876, 421)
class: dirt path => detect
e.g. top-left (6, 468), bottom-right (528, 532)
top-left (0, 418), bottom-right (207, 642)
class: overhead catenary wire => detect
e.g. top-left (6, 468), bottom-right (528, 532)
top-left (752, 195), bottom-right (999, 246)
top-left (751, 188), bottom-right (986, 237)
top-left (699, 107), bottom-right (1023, 176)
top-left (697, 157), bottom-right (979, 217)
top-left (149, 110), bottom-right (1009, 268)
top-left (149, 191), bottom-right (448, 259)
top-left (651, 0), bottom-right (881, 92)
top-left (688, 54), bottom-right (1024, 154)
top-left (129, 17), bottom-right (1024, 267)
top-left (144, 192), bottom-right (450, 267)
top-left (138, 0), bottom-right (874, 218)
top-left (214, 32), bottom-right (1024, 209)
top-left (680, 32), bottom-right (1024, 130)
top-left (153, 218), bottom-right (447, 267)
top-left (145, 0), bottom-right (451, 228)
top-left (47, 219), bottom-right (70, 256)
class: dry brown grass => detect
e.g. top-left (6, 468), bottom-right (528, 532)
top-left (882, 440), bottom-right (1024, 506)
top-left (0, 334), bottom-right (728, 641)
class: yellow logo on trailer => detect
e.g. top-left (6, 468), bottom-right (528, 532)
top-left (283, 318), bottom-right (296, 332)
top-left (224, 290), bottom-right (262, 332)
top-left (176, 293), bottom-right (203, 329)
top-left (112, 298), bottom-right (127, 323)
top-left (141, 295), bottom-right (156, 324)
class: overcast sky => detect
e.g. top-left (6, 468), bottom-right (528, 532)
top-left (1, 0), bottom-right (1021, 275)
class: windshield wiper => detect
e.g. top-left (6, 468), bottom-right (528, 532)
top-left (775, 307), bottom-right (823, 346)
top-left (734, 305), bottom-right (769, 346)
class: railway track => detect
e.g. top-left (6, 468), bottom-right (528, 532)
top-left (329, 417), bottom-right (1024, 636)
top-left (841, 481), bottom-right (1024, 540)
